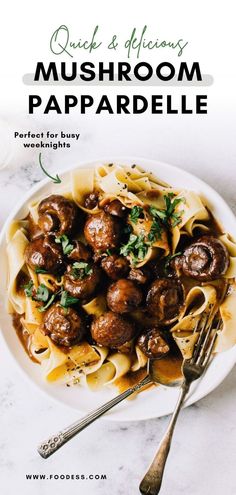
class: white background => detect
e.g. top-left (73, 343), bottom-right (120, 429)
top-left (0, 1), bottom-right (236, 494)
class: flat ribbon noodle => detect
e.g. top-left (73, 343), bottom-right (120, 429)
top-left (215, 284), bottom-right (236, 351)
top-left (220, 234), bottom-right (236, 278)
top-left (7, 229), bottom-right (29, 314)
top-left (172, 191), bottom-right (209, 252)
top-left (72, 168), bottom-right (100, 213)
top-left (82, 294), bottom-right (107, 317)
top-left (87, 352), bottom-right (131, 390)
top-left (131, 345), bottom-right (148, 372)
top-left (171, 285), bottom-right (218, 359)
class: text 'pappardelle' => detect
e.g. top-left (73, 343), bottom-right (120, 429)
top-left (6, 163), bottom-right (236, 392)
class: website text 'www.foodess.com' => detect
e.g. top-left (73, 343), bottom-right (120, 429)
top-left (25, 474), bottom-right (107, 480)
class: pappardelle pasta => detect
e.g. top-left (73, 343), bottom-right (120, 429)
top-left (6, 163), bottom-right (236, 392)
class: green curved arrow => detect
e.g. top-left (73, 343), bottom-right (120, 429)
top-left (39, 153), bottom-right (61, 184)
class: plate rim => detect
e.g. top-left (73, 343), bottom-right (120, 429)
top-left (1, 155), bottom-right (236, 421)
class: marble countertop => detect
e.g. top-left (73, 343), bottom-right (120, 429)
top-left (0, 115), bottom-right (236, 495)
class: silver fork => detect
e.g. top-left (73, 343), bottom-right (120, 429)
top-left (139, 313), bottom-right (221, 495)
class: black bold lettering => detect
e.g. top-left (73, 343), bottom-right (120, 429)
top-left (156, 63), bottom-right (175, 81)
top-left (98, 62), bottom-right (114, 81)
top-left (65, 95), bottom-right (78, 113)
top-left (61, 62), bottom-right (77, 81)
top-left (34, 62), bottom-right (58, 81)
top-left (81, 95), bottom-right (94, 113)
top-left (96, 95), bottom-right (113, 113)
top-left (178, 62), bottom-right (202, 81)
top-left (117, 62), bottom-right (131, 81)
top-left (117, 95), bottom-right (130, 113)
top-left (44, 95), bottom-right (61, 113)
top-left (133, 95), bottom-right (148, 113)
top-left (80, 63), bottom-right (95, 81)
top-left (196, 95), bottom-right (207, 113)
top-left (134, 63), bottom-right (153, 81)
top-left (29, 95), bottom-right (42, 113)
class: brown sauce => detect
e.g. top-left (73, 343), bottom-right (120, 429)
top-left (150, 353), bottom-right (183, 386)
top-left (205, 208), bottom-right (224, 236)
top-left (12, 312), bottom-right (38, 363)
top-left (145, 190), bottom-right (161, 200)
top-left (115, 367), bottom-right (154, 395)
top-left (16, 271), bottom-right (29, 295)
top-left (27, 213), bottom-right (42, 239)
top-left (115, 349), bottom-right (183, 394)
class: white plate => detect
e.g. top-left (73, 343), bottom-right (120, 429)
top-left (1, 157), bottom-right (236, 421)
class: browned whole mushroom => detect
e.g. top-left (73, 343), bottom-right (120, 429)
top-left (104, 199), bottom-right (127, 218)
top-left (64, 263), bottom-right (101, 300)
top-left (101, 254), bottom-right (130, 280)
top-left (42, 303), bottom-right (85, 347)
top-left (137, 328), bottom-right (170, 359)
top-left (181, 235), bottom-right (229, 281)
top-left (146, 278), bottom-right (184, 324)
top-left (84, 211), bottom-right (121, 252)
top-left (91, 311), bottom-right (135, 348)
top-left (25, 234), bottom-right (64, 274)
top-left (128, 267), bottom-right (151, 285)
top-left (107, 279), bottom-right (143, 313)
top-left (38, 195), bottom-right (78, 236)
top-left (84, 192), bottom-right (99, 210)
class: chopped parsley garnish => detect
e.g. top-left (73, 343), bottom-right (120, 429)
top-left (120, 234), bottom-right (149, 265)
top-left (163, 193), bottom-right (184, 227)
top-left (148, 193), bottom-right (185, 238)
top-left (35, 284), bottom-right (50, 302)
top-left (35, 267), bottom-right (48, 274)
top-left (129, 206), bottom-right (143, 224)
top-left (55, 234), bottom-right (74, 255)
top-left (106, 249), bottom-right (113, 256)
top-left (149, 205), bottom-right (167, 222)
top-left (23, 280), bottom-right (34, 297)
top-left (71, 262), bottom-right (93, 279)
top-left (119, 194), bottom-right (185, 260)
top-left (150, 193), bottom-right (184, 226)
top-left (23, 281), bottom-right (56, 312)
top-left (148, 218), bottom-right (162, 242)
top-left (38, 294), bottom-right (56, 312)
top-left (60, 290), bottom-right (79, 308)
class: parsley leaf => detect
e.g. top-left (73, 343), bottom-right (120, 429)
top-left (55, 235), bottom-right (74, 255)
top-left (38, 294), bottom-right (56, 312)
top-left (120, 234), bottom-right (138, 256)
top-left (71, 262), bottom-right (93, 279)
top-left (149, 194), bottom-right (184, 229)
top-left (149, 206), bottom-right (167, 222)
top-left (171, 212), bottom-right (183, 227)
top-left (148, 218), bottom-right (162, 242)
top-left (129, 206), bottom-right (143, 224)
top-left (35, 284), bottom-right (50, 302)
top-left (23, 280), bottom-right (34, 298)
top-left (120, 234), bottom-right (149, 265)
top-left (23, 280), bottom-right (55, 311)
top-left (60, 290), bottom-right (79, 308)
top-left (163, 194), bottom-right (184, 226)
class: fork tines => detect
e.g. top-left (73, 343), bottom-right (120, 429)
top-left (190, 310), bottom-right (222, 367)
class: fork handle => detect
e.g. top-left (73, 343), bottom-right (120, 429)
top-left (37, 375), bottom-right (152, 459)
top-left (139, 381), bottom-right (190, 495)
